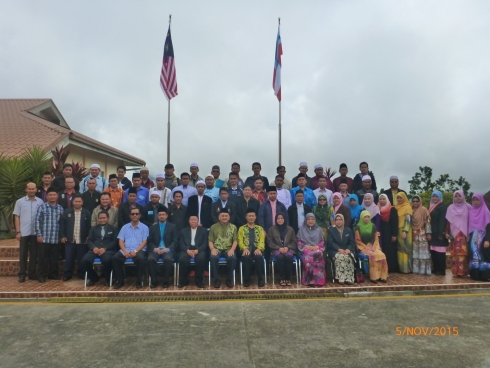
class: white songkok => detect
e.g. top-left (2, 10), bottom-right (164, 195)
top-left (90, 164), bottom-right (100, 169)
top-left (190, 163), bottom-right (199, 168)
top-left (362, 175), bottom-right (371, 181)
top-left (156, 173), bottom-right (165, 179)
top-left (314, 164), bottom-right (323, 170)
top-left (390, 175), bottom-right (398, 180)
top-left (299, 162), bottom-right (308, 167)
top-left (196, 180), bottom-right (205, 186)
top-left (149, 189), bottom-right (161, 197)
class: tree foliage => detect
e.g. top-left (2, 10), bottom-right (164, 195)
top-left (50, 145), bottom-right (88, 181)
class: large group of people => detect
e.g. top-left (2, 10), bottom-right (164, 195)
top-left (12, 161), bottom-right (490, 290)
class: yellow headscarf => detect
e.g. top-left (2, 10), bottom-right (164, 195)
top-left (395, 192), bottom-right (413, 228)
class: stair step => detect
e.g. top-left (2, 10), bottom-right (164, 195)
top-left (0, 245), bottom-right (19, 259)
top-left (0, 258), bottom-right (65, 276)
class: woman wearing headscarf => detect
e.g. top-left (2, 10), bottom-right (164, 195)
top-left (378, 194), bottom-right (399, 272)
top-left (329, 192), bottom-right (351, 228)
top-left (411, 195), bottom-right (432, 275)
top-left (395, 192), bottom-right (413, 273)
top-left (297, 213), bottom-right (326, 286)
top-left (446, 190), bottom-right (472, 277)
top-left (428, 190), bottom-right (448, 275)
top-left (348, 194), bottom-right (363, 230)
top-left (362, 193), bottom-right (381, 233)
top-left (326, 214), bottom-right (356, 284)
top-left (313, 194), bottom-right (331, 240)
top-left (468, 194), bottom-right (490, 281)
top-left (355, 210), bottom-right (388, 283)
top-left (267, 213), bottom-right (297, 286)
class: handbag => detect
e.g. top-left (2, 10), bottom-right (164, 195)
top-left (355, 268), bottom-right (364, 284)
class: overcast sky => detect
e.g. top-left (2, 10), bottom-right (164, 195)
top-left (1, 0), bottom-right (489, 194)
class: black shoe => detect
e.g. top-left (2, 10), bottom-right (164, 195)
top-left (243, 281), bottom-right (250, 287)
top-left (226, 280), bottom-right (234, 288)
top-left (18, 276), bottom-right (26, 283)
top-left (150, 283), bottom-right (157, 289)
top-left (86, 280), bottom-right (96, 286)
top-left (196, 282), bottom-right (204, 288)
top-left (214, 279), bottom-right (221, 288)
top-left (370, 279), bottom-right (378, 283)
top-left (178, 281), bottom-right (188, 288)
top-left (258, 280), bottom-right (265, 287)
top-left (162, 282), bottom-right (170, 289)
top-left (38, 277), bottom-right (46, 283)
top-left (114, 282), bottom-right (125, 289)
top-left (62, 276), bottom-right (72, 282)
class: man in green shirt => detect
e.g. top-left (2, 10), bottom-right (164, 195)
top-left (209, 207), bottom-right (237, 288)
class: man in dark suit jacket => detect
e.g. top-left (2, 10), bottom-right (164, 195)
top-left (59, 194), bottom-right (91, 281)
top-left (211, 187), bottom-right (237, 225)
top-left (236, 185), bottom-right (260, 228)
top-left (147, 207), bottom-right (179, 288)
top-left (141, 189), bottom-right (168, 228)
top-left (288, 190), bottom-right (312, 234)
top-left (118, 187), bottom-right (144, 229)
top-left (186, 181), bottom-right (213, 229)
top-left (178, 215), bottom-right (209, 288)
top-left (381, 176), bottom-right (407, 206)
top-left (257, 186), bottom-right (289, 233)
top-left (81, 211), bottom-right (119, 286)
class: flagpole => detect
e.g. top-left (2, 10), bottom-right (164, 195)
top-left (278, 17), bottom-right (282, 166)
top-left (166, 14), bottom-right (172, 164)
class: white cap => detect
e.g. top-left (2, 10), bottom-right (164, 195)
top-left (190, 162), bottom-right (199, 168)
top-left (149, 189), bottom-right (161, 197)
top-left (362, 175), bottom-right (371, 181)
top-left (206, 174), bottom-right (214, 179)
top-left (299, 162), bottom-right (308, 167)
top-left (156, 173), bottom-right (165, 179)
top-left (90, 164), bottom-right (100, 169)
top-left (314, 164), bottom-right (323, 170)
top-left (390, 175), bottom-right (398, 180)
top-left (196, 180), bottom-right (205, 186)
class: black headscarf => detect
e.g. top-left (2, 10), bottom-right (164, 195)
top-left (275, 213), bottom-right (288, 241)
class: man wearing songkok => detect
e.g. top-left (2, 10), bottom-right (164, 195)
top-left (147, 207), bottom-right (178, 288)
top-left (123, 173), bottom-right (149, 206)
top-left (236, 184), bottom-right (260, 228)
top-left (189, 163), bottom-right (204, 188)
top-left (142, 189), bottom-right (168, 228)
top-left (171, 172), bottom-right (198, 207)
top-left (258, 186), bottom-right (289, 233)
top-left (332, 163), bottom-right (354, 193)
top-left (112, 208), bottom-right (148, 289)
top-left (353, 161), bottom-right (377, 193)
top-left (311, 164), bottom-right (334, 191)
top-left (81, 164), bottom-right (107, 193)
top-left (13, 182), bottom-right (44, 282)
top-left (313, 176), bottom-right (333, 205)
top-left (103, 174), bottom-right (124, 208)
top-left (211, 165), bottom-right (225, 189)
top-left (82, 211), bottom-right (119, 286)
top-left (59, 194), bottom-right (91, 281)
top-left (381, 175), bottom-right (407, 206)
top-left (290, 173), bottom-right (317, 208)
top-left (187, 180), bottom-right (213, 229)
top-left (139, 167), bottom-right (155, 190)
top-left (150, 173), bottom-right (172, 206)
top-left (91, 192), bottom-right (118, 228)
top-left (52, 163), bottom-right (80, 191)
top-left (245, 162), bottom-right (270, 189)
top-left (204, 174), bottom-right (220, 203)
top-left (211, 187), bottom-right (238, 225)
top-left (35, 187), bottom-right (64, 282)
top-left (209, 207), bottom-right (238, 288)
top-left (178, 215), bottom-right (208, 288)
top-left (81, 177), bottom-right (101, 214)
top-left (116, 165), bottom-right (132, 190)
top-left (356, 175), bottom-right (379, 205)
top-left (238, 208), bottom-right (266, 287)
top-left (292, 162), bottom-right (312, 189)
top-left (118, 187), bottom-right (143, 229)
top-left (164, 163), bottom-right (180, 190)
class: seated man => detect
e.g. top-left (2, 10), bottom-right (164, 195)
top-left (82, 211), bottom-right (119, 286)
top-left (147, 207), bottom-right (178, 288)
top-left (178, 215), bottom-right (208, 288)
top-left (209, 208), bottom-right (238, 288)
top-left (112, 208), bottom-right (149, 289)
top-left (238, 209), bottom-right (266, 287)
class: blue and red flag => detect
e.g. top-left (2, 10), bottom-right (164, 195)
top-left (160, 26), bottom-right (178, 100)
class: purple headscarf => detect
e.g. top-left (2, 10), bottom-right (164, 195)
top-left (446, 190), bottom-right (471, 237)
top-left (468, 193), bottom-right (490, 234)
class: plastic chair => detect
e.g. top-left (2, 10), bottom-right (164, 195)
top-left (239, 255), bottom-right (267, 285)
top-left (84, 258), bottom-right (113, 287)
top-left (208, 257), bottom-right (236, 286)
top-left (270, 255), bottom-right (299, 284)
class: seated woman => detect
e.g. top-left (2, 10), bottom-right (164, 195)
top-left (355, 210), bottom-right (388, 283)
top-left (297, 213), bottom-right (326, 286)
top-left (468, 194), bottom-right (490, 281)
top-left (313, 194), bottom-right (331, 240)
top-left (326, 214), bottom-right (356, 284)
top-left (349, 194), bottom-right (363, 229)
top-left (267, 214), bottom-right (298, 286)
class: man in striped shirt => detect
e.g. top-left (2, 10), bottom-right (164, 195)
top-left (35, 187), bottom-right (64, 283)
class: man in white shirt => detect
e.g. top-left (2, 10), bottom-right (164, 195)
top-left (150, 173), bottom-right (172, 206)
top-left (313, 176), bottom-right (333, 206)
top-left (274, 174), bottom-right (291, 209)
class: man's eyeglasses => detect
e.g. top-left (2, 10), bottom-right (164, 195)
top-left (130, 213), bottom-right (140, 216)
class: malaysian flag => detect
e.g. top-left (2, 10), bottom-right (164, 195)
top-left (272, 26), bottom-right (282, 101)
top-left (160, 26), bottom-right (178, 100)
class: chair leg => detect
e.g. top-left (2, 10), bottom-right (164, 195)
top-left (272, 261), bottom-right (275, 285)
top-left (240, 261), bottom-right (243, 285)
top-left (263, 259), bottom-right (267, 284)
top-left (208, 261), bottom-right (211, 286)
top-left (110, 271), bottom-right (113, 287)
top-left (84, 271), bottom-right (88, 287)
top-left (174, 263), bottom-right (177, 286)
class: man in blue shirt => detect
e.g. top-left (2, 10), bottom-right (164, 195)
top-left (123, 172), bottom-right (149, 206)
top-left (290, 174), bottom-right (317, 208)
top-left (204, 174), bottom-right (219, 202)
top-left (112, 207), bottom-right (149, 288)
top-left (171, 172), bottom-right (198, 207)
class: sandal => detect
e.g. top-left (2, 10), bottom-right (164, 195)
top-left (280, 280), bottom-right (286, 286)
top-left (286, 280), bottom-right (292, 286)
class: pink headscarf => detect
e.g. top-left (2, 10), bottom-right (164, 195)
top-left (468, 193), bottom-right (490, 234)
top-left (446, 190), bottom-right (471, 237)
top-left (332, 192), bottom-right (342, 212)
top-left (362, 193), bottom-right (380, 218)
